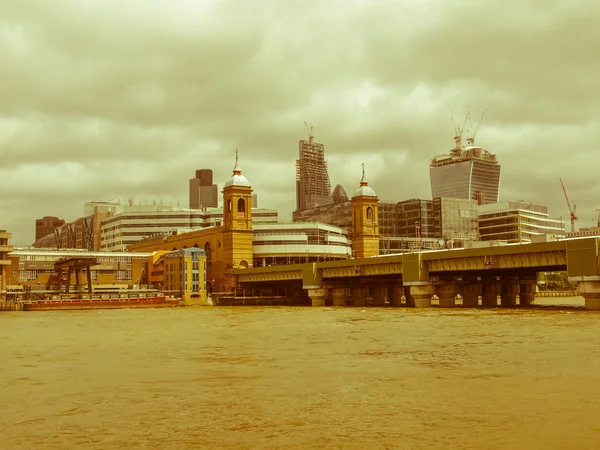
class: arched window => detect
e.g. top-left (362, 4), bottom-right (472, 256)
top-left (239, 260), bottom-right (249, 269)
top-left (237, 198), bottom-right (245, 214)
top-left (366, 206), bottom-right (373, 220)
top-left (227, 199), bottom-right (232, 213)
top-left (204, 242), bottom-right (212, 266)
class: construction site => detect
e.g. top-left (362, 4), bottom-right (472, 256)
top-left (295, 123), bottom-right (333, 211)
top-left (429, 110), bottom-right (501, 205)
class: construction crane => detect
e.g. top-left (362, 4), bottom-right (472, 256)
top-left (450, 111), bottom-right (470, 150)
top-left (304, 121), bottom-right (314, 143)
top-left (466, 109), bottom-right (488, 145)
top-left (559, 178), bottom-right (578, 233)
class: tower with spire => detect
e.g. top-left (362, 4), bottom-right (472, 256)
top-left (351, 163), bottom-right (380, 258)
top-left (222, 150), bottom-right (253, 288)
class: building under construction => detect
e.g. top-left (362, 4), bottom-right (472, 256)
top-left (295, 131), bottom-right (333, 211)
top-left (430, 146), bottom-right (501, 205)
top-left (430, 111), bottom-right (501, 205)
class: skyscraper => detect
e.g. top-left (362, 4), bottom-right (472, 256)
top-left (430, 145), bottom-right (501, 205)
top-left (295, 133), bottom-right (332, 210)
top-left (189, 169), bottom-right (218, 209)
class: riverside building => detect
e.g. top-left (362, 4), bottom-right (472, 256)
top-left (1, 230), bottom-right (13, 300)
top-left (477, 201), bottom-right (565, 243)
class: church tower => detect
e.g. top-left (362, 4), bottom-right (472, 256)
top-left (222, 151), bottom-right (253, 289)
top-left (351, 164), bottom-right (380, 258)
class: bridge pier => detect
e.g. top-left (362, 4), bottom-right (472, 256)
top-left (331, 287), bottom-right (347, 307)
top-left (407, 283), bottom-right (434, 308)
top-left (481, 280), bottom-right (500, 307)
top-left (575, 279), bottom-right (600, 310)
top-left (389, 284), bottom-right (404, 306)
top-left (501, 278), bottom-right (519, 307)
top-left (461, 283), bottom-right (481, 308)
top-left (403, 286), bottom-right (415, 307)
top-left (308, 288), bottom-right (327, 307)
top-left (372, 285), bottom-right (389, 307)
top-left (436, 283), bottom-right (458, 308)
top-left (519, 281), bottom-right (536, 306)
top-left (352, 286), bottom-right (369, 307)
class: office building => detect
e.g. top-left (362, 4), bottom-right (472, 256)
top-left (33, 202), bottom-right (278, 252)
top-left (294, 196), bottom-right (478, 253)
top-left (433, 197), bottom-right (479, 247)
top-left (100, 206), bottom-right (278, 251)
top-left (477, 201), bottom-right (565, 243)
top-left (189, 169), bottom-right (218, 209)
top-left (430, 146), bottom-right (501, 204)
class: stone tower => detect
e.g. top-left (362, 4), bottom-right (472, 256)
top-left (351, 164), bottom-right (380, 258)
top-left (222, 150), bottom-right (253, 290)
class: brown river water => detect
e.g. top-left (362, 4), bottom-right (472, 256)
top-left (1, 297), bottom-right (600, 449)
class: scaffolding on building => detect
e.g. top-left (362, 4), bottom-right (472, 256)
top-left (295, 127), bottom-right (333, 211)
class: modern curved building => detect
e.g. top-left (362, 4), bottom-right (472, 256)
top-left (430, 146), bottom-right (501, 205)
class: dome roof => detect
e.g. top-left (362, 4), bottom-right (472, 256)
top-left (352, 163), bottom-right (377, 198)
top-left (224, 150), bottom-right (250, 188)
top-left (354, 185), bottom-right (377, 197)
top-left (224, 174), bottom-right (250, 188)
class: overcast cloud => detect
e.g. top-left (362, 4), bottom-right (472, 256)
top-left (1, 0), bottom-right (599, 244)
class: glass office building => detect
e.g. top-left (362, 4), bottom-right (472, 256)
top-left (430, 146), bottom-right (501, 205)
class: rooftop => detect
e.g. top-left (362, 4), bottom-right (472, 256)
top-left (431, 146), bottom-right (498, 167)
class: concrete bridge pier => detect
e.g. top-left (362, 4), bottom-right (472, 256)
top-left (481, 280), bottom-right (501, 307)
top-left (575, 278), bottom-right (600, 310)
top-left (352, 286), bottom-right (369, 307)
top-left (331, 287), bottom-right (347, 307)
top-left (407, 283), bottom-right (434, 308)
top-left (308, 288), bottom-right (327, 307)
top-left (371, 285), bottom-right (389, 307)
top-left (389, 284), bottom-right (404, 306)
top-left (501, 278), bottom-right (519, 307)
top-left (436, 283), bottom-right (458, 308)
top-left (519, 281), bottom-right (536, 306)
top-left (403, 286), bottom-right (415, 307)
top-left (461, 283), bottom-right (481, 308)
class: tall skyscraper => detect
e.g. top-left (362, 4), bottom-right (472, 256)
top-left (295, 132), bottom-right (333, 211)
top-left (430, 145), bottom-right (501, 205)
top-left (189, 169), bottom-right (218, 209)
top-left (35, 216), bottom-right (65, 242)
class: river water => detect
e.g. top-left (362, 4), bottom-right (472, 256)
top-left (2, 299), bottom-right (600, 449)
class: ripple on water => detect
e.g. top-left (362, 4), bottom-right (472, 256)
top-left (2, 307), bottom-right (600, 449)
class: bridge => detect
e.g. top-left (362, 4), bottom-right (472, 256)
top-left (234, 237), bottom-right (600, 310)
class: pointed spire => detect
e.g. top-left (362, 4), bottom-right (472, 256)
top-left (233, 149), bottom-right (241, 175)
top-left (360, 162), bottom-right (368, 186)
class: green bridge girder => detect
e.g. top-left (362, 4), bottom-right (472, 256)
top-left (234, 237), bottom-right (600, 287)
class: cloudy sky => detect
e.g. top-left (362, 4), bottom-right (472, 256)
top-left (1, 0), bottom-right (599, 245)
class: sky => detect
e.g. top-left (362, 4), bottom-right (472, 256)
top-left (1, 0), bottom-right (599, 245)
